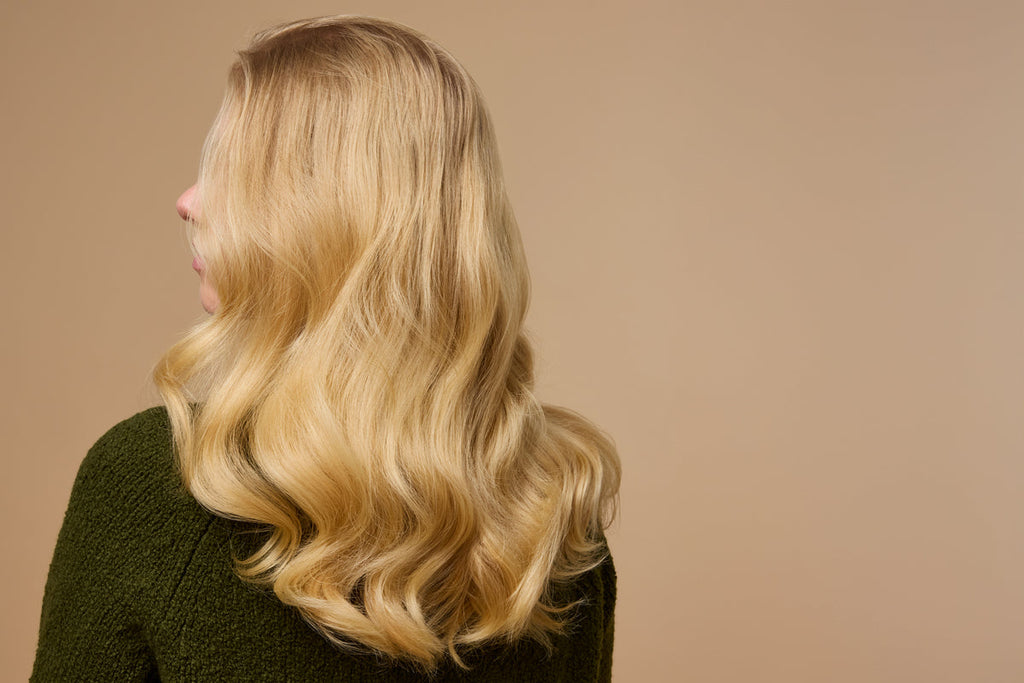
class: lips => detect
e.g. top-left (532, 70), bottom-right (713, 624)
top-left (192, 256), bottom-right (204, 274)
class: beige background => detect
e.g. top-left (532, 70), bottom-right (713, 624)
top-left (3, 1), bottom-right (1023, 681)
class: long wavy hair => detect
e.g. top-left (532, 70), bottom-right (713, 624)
top-left (154, 15), bottom-right (620, 670)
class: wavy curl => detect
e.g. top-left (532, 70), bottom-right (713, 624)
top-left (153, 15), bottom-right (620, 670)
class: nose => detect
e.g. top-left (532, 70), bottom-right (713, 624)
top-left (176, 184), bottom-right (198, 222)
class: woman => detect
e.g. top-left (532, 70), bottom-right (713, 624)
top-left (32, 15), bottom-right (620, 682)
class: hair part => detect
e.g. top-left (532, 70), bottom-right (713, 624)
top-left (154, 15), bottom-right (620, 671)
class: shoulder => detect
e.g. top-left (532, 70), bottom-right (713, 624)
top-left (52, 406), bottom-right (214, 591)
top-left (578, 541), bottom-right (617, 620)
top-left (77, 406), bottom-right (176, 490)
top-left (33, 407), bottom-right (212, 681)
top-left (67, 406), bottom-right (203, 534)
top-left (86, 405), bottom-right (173, 467)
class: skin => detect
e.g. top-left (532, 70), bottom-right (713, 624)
top-left (175, 184), bottom-right (220, 314)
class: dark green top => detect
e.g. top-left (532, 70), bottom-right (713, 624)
top-left (31, 407), bottom-right (615, 682)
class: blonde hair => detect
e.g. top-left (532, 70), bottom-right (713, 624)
top-left (154, 15), bottom-right (620, 670)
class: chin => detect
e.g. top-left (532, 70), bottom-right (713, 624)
top-left (200, 290), bottom-right (219, 314)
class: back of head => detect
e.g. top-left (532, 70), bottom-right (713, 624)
top-left (155, 15), bottom-right (620, 671)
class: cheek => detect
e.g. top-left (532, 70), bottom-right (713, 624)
top-left (199, 277), bottom-right (220, 314)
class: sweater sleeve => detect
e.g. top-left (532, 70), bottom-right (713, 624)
top-left (31, 411), bottom-right (174, 682)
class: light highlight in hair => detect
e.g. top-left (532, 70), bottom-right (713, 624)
top-left (154, 15), bottom-right (620, 670)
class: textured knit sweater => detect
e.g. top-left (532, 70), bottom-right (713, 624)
top-left (31, 407), bottom-right (615, 682)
